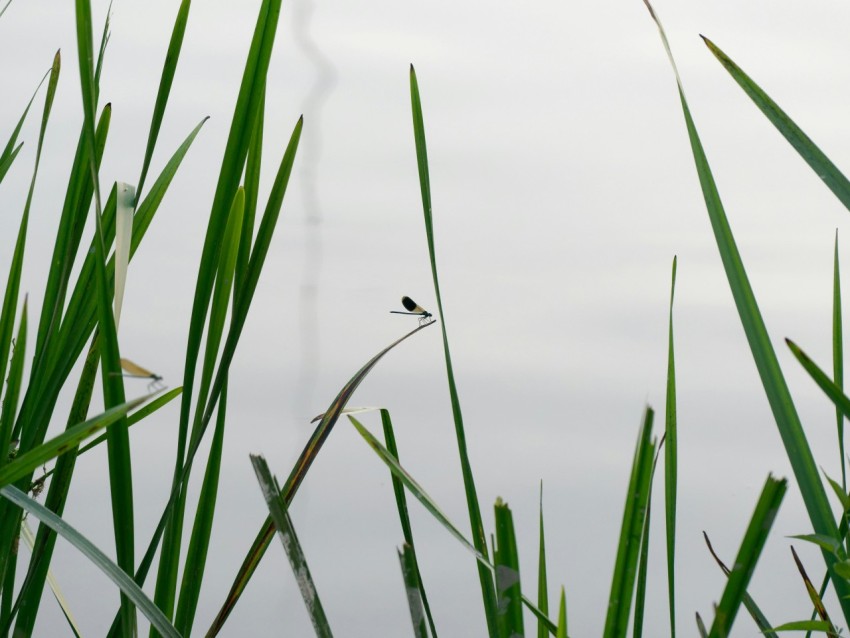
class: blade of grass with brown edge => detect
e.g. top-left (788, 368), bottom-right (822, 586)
top-left (409, 63), bottom-right (498, 636)
top-left (348, 415), bottom-right (558, 636)
top-left (250, 454), bottom-right (332, 638)
top-left (380, 409), bottom-right (439, 637)
top-left (702, 36), bottom-right (850, 212)
top-left (205, 320), bottom-right (435, 636)
top-left (664, 256), bottom-right (678, 638)
top-left (602, 407), bottom-right (655, 638)
top-left (707, 475), bottom-right (787, 638)
top-left (703, 532), bottom-right (778, 637)
top-left (643, 0), bottom-right (850, 619)
top-left (790, 546), bottom-right (839, 638)
top-left (154, 0), bottom-right (284, 620)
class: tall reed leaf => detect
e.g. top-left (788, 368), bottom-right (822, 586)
top-left (250, 454), bottom-right (332, 638)
top-left (643, 0), bottom-right (850, 617)
top-left (409, 64), bottom-right (498, 636)
top-left (702, 37), bottom-right (850, 212)
top-left (399, 544), bottom-right (429, 638)
top-left (707, 475), bottom-right (787, 638)
top-left (494, 499), bottom-right (523, 638)
top-left (834, 233), bottom-right (845, 490)
top-left (602, 407), bottom-right (655, 638)
top-left (665, 256), bottom-right (678, 637)
top-left (537, 484), bottom-right (549, 638)
top-left (157, 0), bottom-right (283, 616)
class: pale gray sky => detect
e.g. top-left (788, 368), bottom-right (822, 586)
top-left (3, 0), bottom-right (850, 635)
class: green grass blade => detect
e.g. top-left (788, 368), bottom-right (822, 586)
top-left (494, 498), bottom-right (523, 638)
top-left (174, 381), bottom-right (228, 637)
top-left (157, 0), bottom-right (283, 617)
top-left (537, 484), bottom-right (549, 638)
top-left (707, 475), bottom-right (787, 638)
top-left (834, 232), bottom-right (845, 491)
top-left (634, 442), bottom-right (664, 638)
top-left (702, 37), bottom-right (850, 212)
top-left (0, 301), bottom-right (26, 474)
top-left (381, 409), bottom-right (438, 637)
top-left (786, 339), bottom-right (850, 422)
top-left (556, 587), bottom-right (567, 638)
top-left (409, 63), bottom-right (498, 636)
top-left (350, 415), bottom-right (557, 635)
top-left (665, 255), bottom-right (678, 638)
top-left (173, 190), bottom-right (244, 635)
top-left (643, 0), bottom-right (850, 616)
top-left (0, 67), bottom-right (50, 186)
top-left (0, 485), bottom-right (180, 638)
top-left (206, 321), bottom-right (433, 636)
top-left (703, 531), bottom-right (779, 638)
top-left (237, 86), bottom-right (264, 293)
top-left (0, 52), bottom-right (59, 404)
top-left (135, 0), bottom-right (190, 202)
top-left (603, 407), bottom-right (655, 638)
top-left (696, 613), bottom-right (708, 638)
top-left (0, 395), bottom-right (150, 488)
top-left (399, 544), bottom-right (429, 638)
top-left (250, 454), bottom-right (332, 638)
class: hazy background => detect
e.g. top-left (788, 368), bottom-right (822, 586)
top-left (3, 0), bottom-right (850, 635)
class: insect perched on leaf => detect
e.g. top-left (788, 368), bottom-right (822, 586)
top-left (390, 296), bottom-right (434, 325)
top-left (116, 358), bottom-right (165, 391)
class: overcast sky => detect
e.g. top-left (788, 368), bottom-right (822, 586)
top-left (3, 0), bottom-right (850, 635)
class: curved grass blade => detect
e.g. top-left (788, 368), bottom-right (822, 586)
top-left (0, 485), bottom-right (180, 638)
top-left (410, 63), bottom-right (497, 636)
top-left (348, 415), bottom-right (558, 635)
top-left (703, 532), bottom-right (778, 637)
top-left (537, 483), bottom-right (549, 638)
top-left (665, 256), bottom-right (678, 638)
top-left (702, 37), bottom-right (850, 212)
top-left (790, 546), bottom-right (838, 638)
top-left (643, 0), bottom-right (850, 615)
top-left (135, 0), bottom-right (191, 202)
top-left (18, 521), bottom-right (82, 638)
top-left (603, 407), bottom-right (655, 638)
top-left (0, 395), bottom-right (151, 488)
top-left (399, 543), bottom-right (429, 638)
top-left (381, 409), bottom-right (438, 637)
top-left (834, 233), bottom-right (845, 491)
top-left (250, 454), bottom-right (332, 638)
top-left (494, 498), bottom-right (523, 638)
top-left (707, 475), bottom-right (787, 638)
top-left (0, 143), bottom-right (22, 185)
top-left (206, 320), bottom-right (434, 636)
